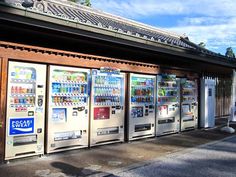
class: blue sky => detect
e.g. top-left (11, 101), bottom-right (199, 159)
top-left (91, 0), bottom-right (236, 55)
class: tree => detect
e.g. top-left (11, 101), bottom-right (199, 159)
top-left (83, 0), bottom-right (91, 7)
top-left (198, 42), bottom-right (206, 48)
top-left (225, 47), bottom-right (235, 58)
top-left (68, 0), bottom-right (91, 7)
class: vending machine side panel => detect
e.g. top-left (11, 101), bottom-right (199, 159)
top-left (0, 57), bottom-right (7, 162)
top-left (200, 78), bottom-right (216, 128)
top-left (128, 73), bottom-right (156, 141)
top-left (5, 61), bottom-right (46, 160)
top-left (46, 65), bottom-right (90, 153)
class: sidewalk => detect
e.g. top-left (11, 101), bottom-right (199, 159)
top-left (0, 120), bottom-right (235, 177)
top-left (112, 132), bottom-right (236, 177)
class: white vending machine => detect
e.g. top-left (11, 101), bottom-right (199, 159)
top-left (5, 61), bottom-right (46, 160)
top-left (156, 74), bottom-right (180, 136)
top-left (200, 78), bottom-right (216, 128)
top-left (128, 74), bottom-right (156, 140)
top-left (46, 65), bottom-right (90, 153)
top-left (180, 79), bottom-right (198, 131)
top-left (90, 68), bottom-right (125, 146)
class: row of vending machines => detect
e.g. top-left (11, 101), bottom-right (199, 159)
top-left (5, 62), bottom-right (198, 160)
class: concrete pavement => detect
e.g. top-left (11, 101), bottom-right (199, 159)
top-left (0, 120), bottom-right (235, 177)
top-left (112, 135), bottom-right (236, 177)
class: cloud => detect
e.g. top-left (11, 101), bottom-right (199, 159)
top-left (167, 18), bottom-right (236, 53)
top-left (91, 0), bottom-right (236, 54)
top-left (91, 0), bottom-right (236, 19)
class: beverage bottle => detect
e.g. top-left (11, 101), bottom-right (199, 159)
top-left (84, 85), bottom-right (87, 94)
top-left (11, 86), bottom-right (15, 94)
top-left (72, 84), bottom-right (76, 94)
top-left (31, 70), bottom-right (36, 80)
top-left (68, 84), bottom-right (72, 93)
top-left (65, 84), bottom-right (68, 93)
top-left (59, 83), bottom-right (63, 93)
top-left (19, 86), bottom-right (22, 94)
top-left (61, 84), bottom-right (64, 93)
top-left (13, 97), bottom-right (16, 104)
top-left (97, 76), bottom-right (100, 84)
top-left (79, 85), bottom-right (82, 94)
top-left (15, 67), bottom-right (19, 79)
top-left (76, 84), bottom-right (80, 94)
top-left (52, 83), bottom-right (56, 93)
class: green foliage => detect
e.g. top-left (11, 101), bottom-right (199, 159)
top-left (84, 0), bottom-right (91, 7)
top-left (225, 47), bottom-right (235, 58)
top-left (68, 0), bottom-right (91, 7)
top-left (198, 42), bottom-right (206, 48)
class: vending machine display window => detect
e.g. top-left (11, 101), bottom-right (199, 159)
top-left (9, 66), bottom-right (36, 109)
top-left (131, 77), bottom-right (154, 105)
top-left (51, 69), bottom-right (88, 107)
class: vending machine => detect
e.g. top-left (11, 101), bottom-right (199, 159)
top-left (128, 74), bottom-right (156, 140)
top-left (46, 65), bottom-right (90, 153)
top-left (200, 78), bottom-right (216, 128)
top-left (5, 61), bottom-right (46, 160)
top-left (90, 68), bottom-right (125, 146)
top-left (180, 79), bottom-right (198, 131)
top-left (156, 74), bottom-right (180, 136)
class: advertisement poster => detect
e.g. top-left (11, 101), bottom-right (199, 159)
top-left (52, 108), bottom-right (67, 123)
top-left (94, 107), bottom-right (110, 120)
top-left (9, 117), bottom-right (34, 136)
top-left (182, 105), bottom-right (190, 114)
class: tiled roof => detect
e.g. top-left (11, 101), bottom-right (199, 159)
top-left (0, 0), bottom-right (228, 58)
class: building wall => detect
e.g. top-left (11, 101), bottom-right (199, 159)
top-left (215, 78), bottom-right (232, 118)
top-left (0, 40), bottom-right (232, 162)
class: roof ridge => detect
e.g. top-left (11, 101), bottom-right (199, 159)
top-left (48, 0), bottom-right (183, 39)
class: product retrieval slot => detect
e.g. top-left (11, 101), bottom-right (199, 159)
top-left (13, 135), bottom-right (37, 146)
top-left (158, 117), bottom-right (175, 124)
top-left (97, 127), bottom-right (119, 136)
top-left (54, 130), bottom-right (82, 141)
top-left (182, 116), bottom-right (194, 122)
top-left (135, 124), bottom-right (151, 132)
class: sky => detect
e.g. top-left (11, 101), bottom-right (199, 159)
top-left (90, 0), bottom-right (236, 55)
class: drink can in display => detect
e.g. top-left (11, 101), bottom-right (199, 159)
top-left (81, 85), bottom-right (84, 93)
